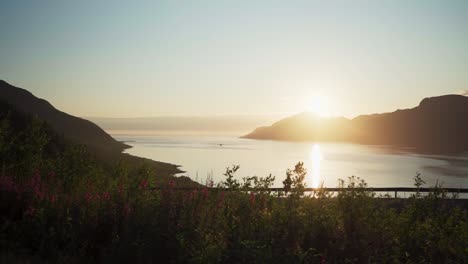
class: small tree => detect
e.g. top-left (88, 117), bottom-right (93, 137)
top-left (221, 165), bottom-right (241, 189)
top-left (282, 162), bottom-right (307, 198)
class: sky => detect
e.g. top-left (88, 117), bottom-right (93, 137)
top-left (1, 0), bottom-right (467, 119)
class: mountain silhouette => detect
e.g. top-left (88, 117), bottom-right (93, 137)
top-left (0, 80), bottom-right (187, 180)
top-left (243, 95), bottom-right (468, 154)
top-left (0, 80), bottom-right (128, 153)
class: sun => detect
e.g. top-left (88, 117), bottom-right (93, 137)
top-left (307, 96), bottom-right (330, 117)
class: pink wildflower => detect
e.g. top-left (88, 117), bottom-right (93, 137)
top-left (27, 171), bottom-right (48, 200)
top-left (102, 191), bottom-right (111, 201)
top-left (202, 188), bottom-right (209, 199)
top-left (48, 171), bottom-right (56, 180)
top-left (185, 189), bottom-right (196, 201)
top-left (85, 192), bottom-right (93, 203)
top-left (168, 180), bottom-right (175, 188)
top-left (138, 178), bottom-right (149, 190)
top-left (0, 176), bottom-right (16, 192)
top-left (250, 192), bottom-right (256, 206)
top-left (49, 194), bottom-right (58, 204)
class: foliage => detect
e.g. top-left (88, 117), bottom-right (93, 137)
top-left (282, 161), bottom-right (307, 198)
top-left (0, 103), bottom-right (467, 263)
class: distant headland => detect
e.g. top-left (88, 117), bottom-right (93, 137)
top-left (242, 94), bottom-right (468, 154)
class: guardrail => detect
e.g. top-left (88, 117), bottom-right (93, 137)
top-left (150, 187), bottom-right (468, 198)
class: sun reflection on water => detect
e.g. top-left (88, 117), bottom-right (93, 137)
top-left (310, 144), bottom-right (323, 188)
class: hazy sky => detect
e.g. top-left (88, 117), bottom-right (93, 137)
top-left (1, 0), bottom-right (467, 118)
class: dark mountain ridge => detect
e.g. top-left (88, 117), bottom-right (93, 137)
top-left (243, 94), bottom-right (468, 154)
top-left (0, 80), bottom-right (185, 180)
top-left (0, 80), bottom-right (128, 153)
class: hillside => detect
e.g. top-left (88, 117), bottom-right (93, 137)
top-left (0, 80), bottom-right (184, 179)
top-left (0, 80), bottom-right (128, 153)
top-left (243, 95), bottom-right (468, 154)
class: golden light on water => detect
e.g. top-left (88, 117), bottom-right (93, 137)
top-left (310, 144), bottom-right (323, 188)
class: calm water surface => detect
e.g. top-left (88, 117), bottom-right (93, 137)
top-left (114, 134), bottom-right (468, 189)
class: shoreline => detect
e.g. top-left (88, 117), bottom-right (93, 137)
top-left (118, 139), bottom-right (187, 177)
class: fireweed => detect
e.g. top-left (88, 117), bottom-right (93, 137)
top-left (0, 164), bottom-right (466, 263)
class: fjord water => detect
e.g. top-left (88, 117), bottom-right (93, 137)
top-left (114, 134), bottom-right (468, 189)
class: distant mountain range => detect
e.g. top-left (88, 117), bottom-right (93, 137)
top-left (243, 94), bottom-right (468, 154)
top-left (89, 115), bottom-right (279, 136)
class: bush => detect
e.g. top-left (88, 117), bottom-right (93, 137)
top-left (0, 162), bottom-right (466, 263)
top-left (1, 110), bottom-right (467, 263)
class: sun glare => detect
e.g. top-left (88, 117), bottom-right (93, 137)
top-left (308, 96), bottom-right (330, 117)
